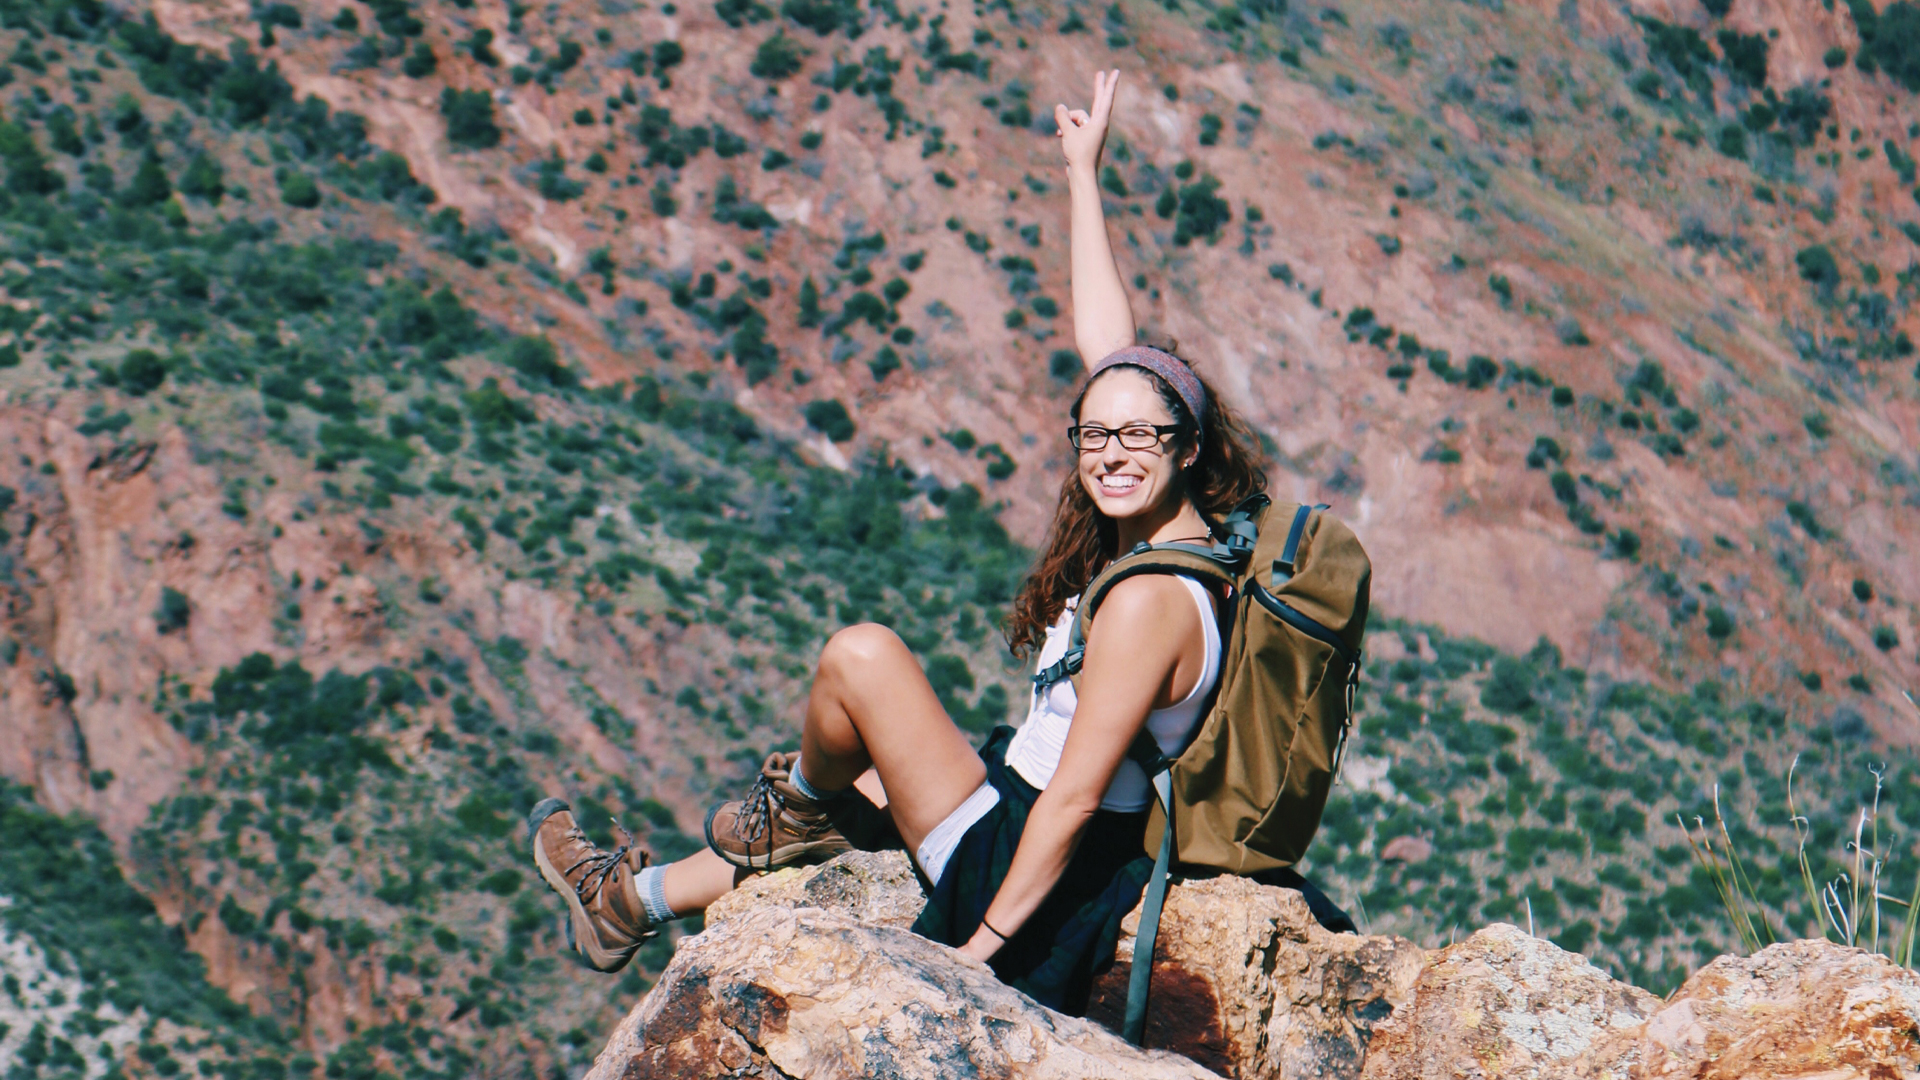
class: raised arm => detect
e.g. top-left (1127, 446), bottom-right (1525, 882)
top-left (1056, 69), bottom-right (1135, 370)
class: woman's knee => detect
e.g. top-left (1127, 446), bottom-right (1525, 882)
top-left (819, 622), bottom-right (907, 679)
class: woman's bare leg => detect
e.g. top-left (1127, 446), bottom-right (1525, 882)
top-left (795, 623), bottom-right (987, 853)
top-left (660, 623), bottom-right (986, 915)
top-left (661, 848), bottom-right (753, 914)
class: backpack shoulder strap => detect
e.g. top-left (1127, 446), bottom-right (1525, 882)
top-left (1032, 546), bottom-right (1239, 691)
top-left (1032, 493), bottom-right (1271, 691)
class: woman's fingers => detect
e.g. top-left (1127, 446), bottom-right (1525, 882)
top-left (1091, 69), bottom-right (1119, 127)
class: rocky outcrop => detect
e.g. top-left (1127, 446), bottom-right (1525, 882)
top-left (1361, 925), bottom-right (1920, 1080)
top-left (599, 853), bottom-right (1920, 1080)
top-left (1627, 939), bottom-right (1920, 1079)
top-left (1086, 876), bottom-right (1424, 1079)
top-left (702, 849), bottom-right (928, 931)
top-left (650, 852), bottom-right (1424, 1079)
top-left (582, 904), bottom-right (1220, 1080)
top-left (1358, 923), bottom-right (1660, 1080)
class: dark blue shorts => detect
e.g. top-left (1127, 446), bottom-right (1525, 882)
top-left (910, 726), bottom-right (1155, 1015)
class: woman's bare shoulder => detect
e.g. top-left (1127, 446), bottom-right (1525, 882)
top-left (1089, 574), bottom-right (1202, 642)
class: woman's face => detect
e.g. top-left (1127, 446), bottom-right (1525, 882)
top-left (1075, 368), bottom-right (1191, 521)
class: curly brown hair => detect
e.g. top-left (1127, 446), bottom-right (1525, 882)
top-left (1003, 357), bottom-right (1268, 658)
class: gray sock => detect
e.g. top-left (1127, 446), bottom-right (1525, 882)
top-left (634, 865), bottom-right (678, 924)
top-left (789, 756), bottom-right (849, 804)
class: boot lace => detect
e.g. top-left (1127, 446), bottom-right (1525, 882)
top-left (563, 818), bottom-right (643, 907)
top-left (731, 773), bottom-right (784, 863)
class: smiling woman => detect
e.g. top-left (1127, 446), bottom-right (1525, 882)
top-left (524, 69), bottom-right (1273, 1020)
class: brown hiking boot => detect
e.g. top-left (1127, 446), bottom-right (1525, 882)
top-left (528, 797), bottom-right (655, 973)
top-left (704, 751), bottom-right (853, 871)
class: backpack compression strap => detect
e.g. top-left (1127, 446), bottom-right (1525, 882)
top-left (1123, 732), bottom-right (1176, 1046)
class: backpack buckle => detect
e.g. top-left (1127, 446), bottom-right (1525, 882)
top-left (1031, 644), bottom-right (1084, 690)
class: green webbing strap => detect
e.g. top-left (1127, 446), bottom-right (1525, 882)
top-left (1123, 767), bottom-right (1175, 1047)
top-left (1272, 502), bottom-right (1330, 581)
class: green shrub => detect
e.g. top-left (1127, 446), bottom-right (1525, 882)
top-left (1481, 656), bottom-right (1535, 714)
top-left (178, 152), bottom-right (225, 202)
top-left (280, 170), bottom-right (320, 207)
top-left (1795, 244), bottom-right (1840, 291)
top-left (718, 0), bottom-right (774, 25)
top-left (1715, 123), bottom-right (1747, 158)
top-left (1854, 0), bottom-right (1920, 91)
top-left (122, 148), bottom-right (171, 206)
top-left (441, 88), bottom-right (501, 148)
top-left (1873, 625), bottom-right (1900, 651)
top-left (1785, 500), bottom-right (1822, 537)
top-left (1, 782), bottom-right (245, 1029)
top-left (1172, 176), bottom-right (1231, 245)
top-left (1853, 578), bottom-right (1875, 601)
top-left (751, 32), bottom-right (806, 79)
top-left (1715, 29), bottom-right (1768, 88)
top-left (155, 586), bottom-right (190, 632)
top-left (1704, 605), bottom-right (1734, 640)
top-left (403, 41), bottom-right (437, 78)
top-left (120, 349), bottom-right (167, 395)
top-left (803, 398), bottom-right (855, 441)
top-left (502, 335), bottom-right (574, 387)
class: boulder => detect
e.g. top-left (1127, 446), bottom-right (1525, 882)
top-left (1358, 923), bottom-right (1660, 1080)
top-left (594, 854), bottom-right (1920, 1080)
top-left (673, 852), bottom-right (1426, 1079)
top-left (702, 849), bottom-right (927, 930)
top-left (581, 903), bottom-right (1221, 1080)
top-left (1626, 938), bottom-right (1920, 1079)
top-left (1360, 924), bottom-right (1920, 1080)
top-left (1086, 875), bottom-right (1425, 1080)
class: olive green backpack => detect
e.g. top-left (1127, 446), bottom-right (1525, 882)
top-left (1032, 494), bottom-right (1371, 1044)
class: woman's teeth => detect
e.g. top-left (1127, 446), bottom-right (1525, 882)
top-left (1100, 475), bottom-right (1140, 494)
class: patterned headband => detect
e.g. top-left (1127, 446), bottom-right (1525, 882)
top-left (1089, 346), bottom-right (1210, 445)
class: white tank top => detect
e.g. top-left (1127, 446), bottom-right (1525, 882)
top-left (1002, 576), bottom-right (1222, 812)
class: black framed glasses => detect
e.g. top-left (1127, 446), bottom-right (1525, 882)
top-left (1067, 423), bottom-right (1185, 451)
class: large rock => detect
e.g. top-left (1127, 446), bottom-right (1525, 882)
top-left (582, 903), bottom-right (1220, 1080)
top-left (1359, 924), bottom-right (1920, 1080)
top-left (702, 849), bottom-right (927, 930)
top-left (598, 855), bottom-right (1920, 1079)
top-left (1626, 939), bottom-right (1920, 1079)
top-left (1086, 875), bottom-right (1425, 1079)
top-left (683, 852), bottom-right (1426, 1079)
top-left (1358, 923), bottom-right (1660, 1080)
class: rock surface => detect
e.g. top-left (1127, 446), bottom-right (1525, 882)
top-left (1087, 875), bottom-right (1425, 1080)
top-left (1625, 939), bottom-right (1920, 1079)
top-left (582, 904), bottom-right (1220, 1080)
top-left (598, 854), bottom-right (1920, 1079)
top-left (669, 852), bottom-right (1426, 1079)
top-left (1359, 923), bottom-right (1660, 1080)
top-left (1359, 924), bottom-right (1920, 1080)
top-left (703, 850), bottom-right (928, 931)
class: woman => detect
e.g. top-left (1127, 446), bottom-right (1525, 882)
top-left (527, 68), bottom-right (1268, 1014)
